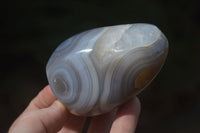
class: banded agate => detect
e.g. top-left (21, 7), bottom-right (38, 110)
top-left (46, 23), bottom-right (168, 116)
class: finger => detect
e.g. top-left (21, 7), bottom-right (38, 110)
top-left (87, 109), bottom-right (117, 133)
top-left (26, 85), bottom-right (57, 111)
top-left (110, 97), bottom-right (141, 133)
top-left (36, 100), bottom-right (69, 133)
top-left (9, 85), bottom-right (57, 131)
top-left (9, 100), bottom-right (68, 133)
top-left (58, 113), bottom-right (86, 133)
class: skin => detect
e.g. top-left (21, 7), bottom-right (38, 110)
top-left (9, 85), bottom-right (141, 133)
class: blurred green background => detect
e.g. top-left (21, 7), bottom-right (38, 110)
top-left (1, 0), bottom-right (200, 132)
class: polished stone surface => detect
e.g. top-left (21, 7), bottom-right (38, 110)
top-left (46, 23), bottom-right (168, 116)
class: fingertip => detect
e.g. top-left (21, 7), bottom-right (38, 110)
top-left (87, 109), bottom-right (117, 133)
top-left (42, 85), bottom-right (56, 100)
top-left (117, 97), bottom-right (141, 118)
top-left (28, 85), bottom-right (57, 110)
top-left (110, 97), bottom-right (141, 133)
top-left (50, 100), bottom-right (68, 116)
top-left (37, 100), bottom-right (69, 133)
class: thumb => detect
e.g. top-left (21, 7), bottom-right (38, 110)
top-left (9, 100), bottom-right (68, 133)
top-left (36, 100), bottom-right (68, 133)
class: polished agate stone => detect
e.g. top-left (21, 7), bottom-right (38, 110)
top-left (46, 23), bottom-right (168, 116)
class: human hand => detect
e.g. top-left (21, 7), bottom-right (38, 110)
top-left (9, 85), bottom-right (141, 133)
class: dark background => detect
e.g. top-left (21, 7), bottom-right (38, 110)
top-left (1, 0), bottom-right (200, 132)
